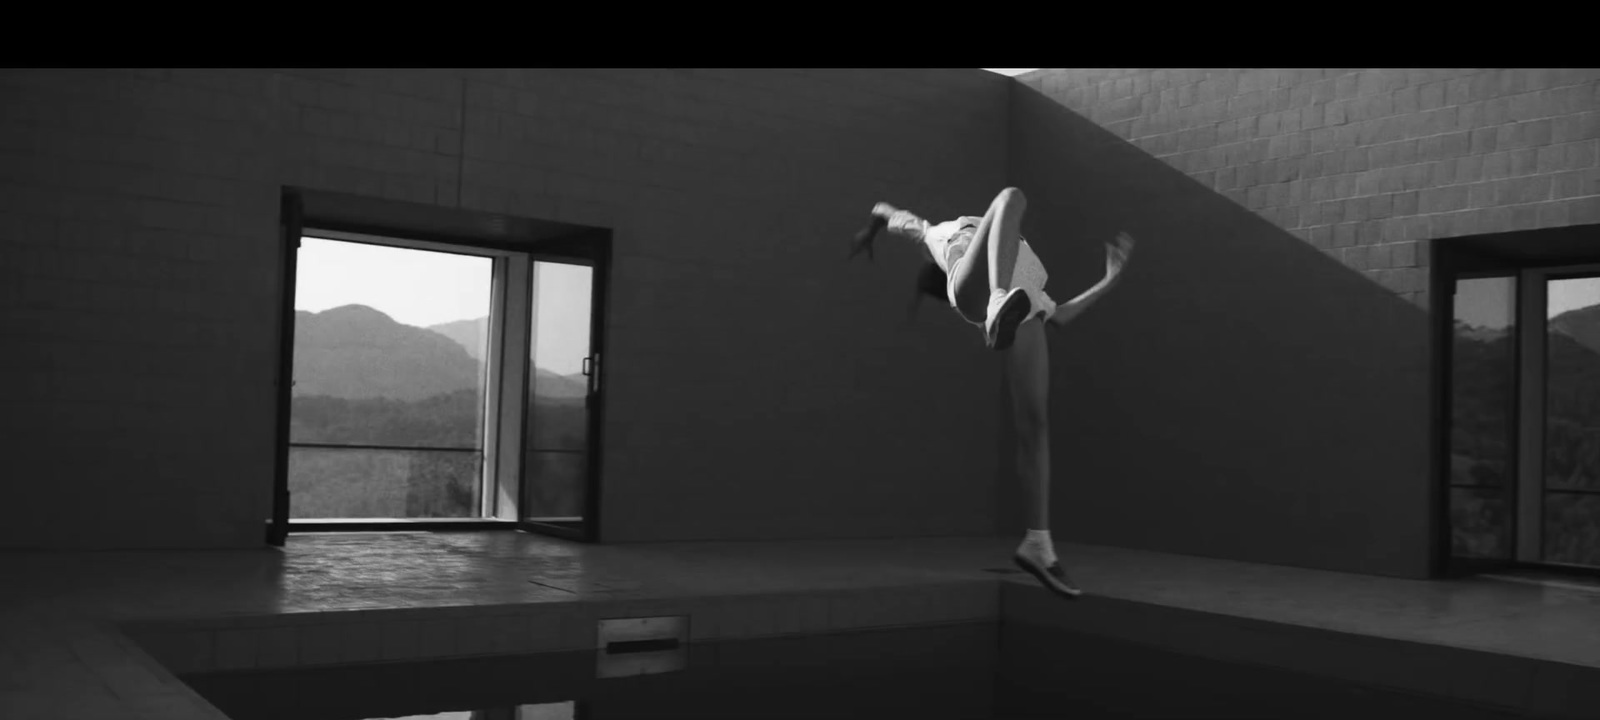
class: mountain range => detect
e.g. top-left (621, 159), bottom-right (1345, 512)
top-left (1453, 302), bottom-right (1600, 493)
top-left (1455, 303), bottom-right (1600, 353)
top-left (427, 317), bottom-right (490, 361)
top-left (1551, 304), bottom-right (1600, 356)
top-left (293, 305), bottom-right (588, 400)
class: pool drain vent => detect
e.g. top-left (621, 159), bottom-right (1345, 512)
top-left (606, 637), bottom-right (681, 654)
top-left (595, 615), bottom-right (689, 679)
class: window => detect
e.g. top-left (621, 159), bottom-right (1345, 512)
top-left (285, 229), bottom-right (602, 534)
top-left (290, 237), bottom-right (495, 519)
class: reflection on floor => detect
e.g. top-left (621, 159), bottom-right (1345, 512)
top-left (3, 532), bottom-right (1599, 719)
top-left (1481, 568), bottom-right (1600, 594)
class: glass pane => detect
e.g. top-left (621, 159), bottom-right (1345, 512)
top-left (523, 451), bottom-right (586, 521)
top-left (1543, 493), bottom-right (1600, 567)
top-left (291, 237), bottom-right (493, 449)
top-left (289, 237), bottom-right (493, 520)
top-left (1449, 487), bottom-right (1512, 559)
top-left (288, 447), bottom-right (481, 519)
top-left (1546, 276), bottom-right (1600, 494)
top-left (1449, 276), bottom-right (1516, 561)
top-left (527, 261), bottom-right (593, 452)
top-left (523, 261), bottom-right (593, 525)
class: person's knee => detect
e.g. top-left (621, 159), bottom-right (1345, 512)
top-left (998, 187), bottom-right (1027, 212)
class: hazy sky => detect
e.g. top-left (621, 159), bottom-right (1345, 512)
top-left (296, 238), bottom-right (491, 327)
top-left (530, 262), bottom-right (592, 376)
top-left (296, 237), bottom-right (593, 375)
top-left (982, 69), bottom-right (1038, 76)
top-left (1456, 275), bottom-right (1600, 328)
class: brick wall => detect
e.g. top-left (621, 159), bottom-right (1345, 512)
top-left (1018, 68), bottom-right (1600, 310)
top-left (0, 68), bottom-right (1010, 548)
top-left (1004, 68), bottom-right (1598, 578)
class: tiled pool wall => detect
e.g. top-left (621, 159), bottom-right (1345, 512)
top-left (1001, 581), bottom-right (1600, 719)
top-left (123, 581), bottom-right (998, 674)
top-left (122, 578), bottom-right (1600, 719)
top-left (184, 623), bottom-right (1006, 720)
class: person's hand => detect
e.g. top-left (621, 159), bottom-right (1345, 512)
top-left (850, 210), bottom-right (887, 262)
top-left (1050, 233), bottom-right (1135, 330)
top-left (1105, 232), bottom-right (1134, 284)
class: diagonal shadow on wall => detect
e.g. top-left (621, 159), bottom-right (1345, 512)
top-left (1002, 83), bottom-right (1435, 579)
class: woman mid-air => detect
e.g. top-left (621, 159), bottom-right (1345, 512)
top-left (852, 187), bottom-right (1134, 598)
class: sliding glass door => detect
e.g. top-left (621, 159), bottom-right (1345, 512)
top-left (1444, 263), bottom-right (1600, 574)
top-left (519, 259), bottom-right (600, 538)
top-left (1542, 273), bottom-right (1600, 569)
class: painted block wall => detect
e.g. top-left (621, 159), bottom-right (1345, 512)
top-left (0, 68), bottom-right (1009, 548)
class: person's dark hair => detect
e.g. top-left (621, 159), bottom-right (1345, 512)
top-left (915, 261), bottom-right (947, 300)
top-left (907, 260), bottom-right (948, 322)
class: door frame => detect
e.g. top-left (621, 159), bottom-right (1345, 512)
top-left (1434, 233), bottom-right (1600, 578)
top-left (268, 189), bottom-right (303, 546)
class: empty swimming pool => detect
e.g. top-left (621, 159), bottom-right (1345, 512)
top-left (183, 622), bottom-right (1529, 719)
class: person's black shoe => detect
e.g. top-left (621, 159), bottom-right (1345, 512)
top-left (985, 288), bottom-right (1033, 351)
top-left (1013, 552), bottom-right (1082, 599)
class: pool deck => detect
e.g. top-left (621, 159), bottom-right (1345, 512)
top-left (3, 532), bottom-right (1598, 719)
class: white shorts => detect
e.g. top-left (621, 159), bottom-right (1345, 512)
top-left (947, 237), bottom-right (1058, 324)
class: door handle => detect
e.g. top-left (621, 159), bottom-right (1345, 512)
top-left (587, 353), bottom-right (600, 394)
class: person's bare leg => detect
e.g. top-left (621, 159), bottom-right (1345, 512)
top-left (982, 187), bottom-right (1026, 293)
top-left (950, 189), bottom-right (1033, 350)
top-left (1010, 318), bottom-right (1050, 531)
top-left (1008, 318), bottom-right (1080, 598)
top-left (950, 187), bottom-right (1028, 323)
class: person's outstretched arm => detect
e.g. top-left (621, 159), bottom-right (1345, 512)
top-left (872, 202), bottom-right (931, 243)
top-left (1048, 232), bottom-right (1134, 328)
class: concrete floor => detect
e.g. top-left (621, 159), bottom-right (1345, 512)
top-left (3, 532), bottom-right (1599, 719)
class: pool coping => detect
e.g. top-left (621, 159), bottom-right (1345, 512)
top-left (112, 576), bottom-right (1600, 719)
top-left (9, 535), bottom-right (1600, 720)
